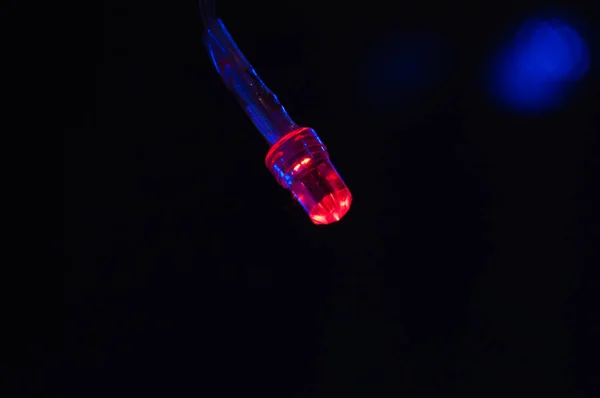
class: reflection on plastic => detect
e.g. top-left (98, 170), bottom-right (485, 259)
top-left (487, 16), bottom-right (590, 112)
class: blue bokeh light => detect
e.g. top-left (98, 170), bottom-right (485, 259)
top-left (360, 33), bottom-right (441, 106)
top-left (487, 17), bottom-right (590, 113)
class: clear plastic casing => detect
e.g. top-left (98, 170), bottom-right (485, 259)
top-left (265, 127), bottom-right (352, 225)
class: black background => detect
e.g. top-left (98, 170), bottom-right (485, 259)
top-left (61, 0), bottom-right (599, 396)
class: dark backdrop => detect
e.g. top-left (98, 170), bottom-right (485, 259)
top-left (62, 1), bottom-right (598, 396)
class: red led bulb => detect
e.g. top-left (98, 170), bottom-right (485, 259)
top-left (265, 127), bottom-right (352, 225)
top-left (201, 12), bottom-right (352, 224)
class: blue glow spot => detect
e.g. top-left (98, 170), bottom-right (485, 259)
top-left (361, 33), bottom-right (441, 106)
top-left (487, 17), bottom-right (590, 113)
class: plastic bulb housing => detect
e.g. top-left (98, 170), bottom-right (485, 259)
top-left (265, 127), bottom-right (352, 225)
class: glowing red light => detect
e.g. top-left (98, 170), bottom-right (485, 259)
top-left (265, 127), bottom-right (352, 225)
top-left (308, 190), bottom-right (353, 225)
